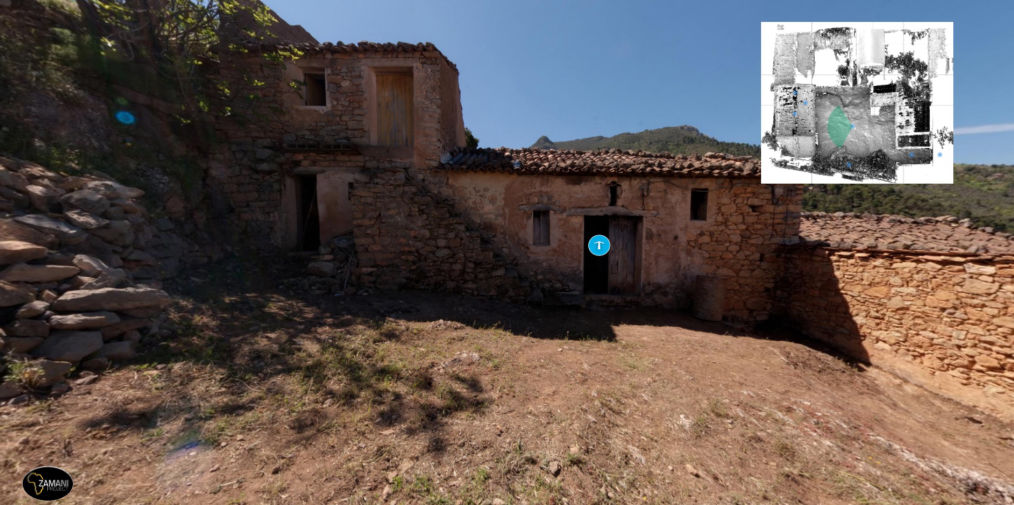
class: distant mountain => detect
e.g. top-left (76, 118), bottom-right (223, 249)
top-left (803, 164), bottom-right (1014, 232)
top-left (529, 126), bottom-right (760, 157)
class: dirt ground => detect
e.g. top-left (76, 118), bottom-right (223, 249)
top-left (2, 255), bottom-right (1013, 504)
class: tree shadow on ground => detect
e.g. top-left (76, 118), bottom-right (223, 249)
top-left (79, 252), bottom-right (860, 453)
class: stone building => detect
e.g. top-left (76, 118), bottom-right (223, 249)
top-left (212, 41), bottom-right (465, 250)
top-left (208, 37), bottom-right (1011, 409)
top-left (211, 40), bottom-right (801, 322)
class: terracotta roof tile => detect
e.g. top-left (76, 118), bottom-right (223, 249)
top-left (244, 41), bottom-right (457, 71)
top-left (438, 148), bottom-right (760, 178)
top-left (800, 212), bottom-right (1014, 254)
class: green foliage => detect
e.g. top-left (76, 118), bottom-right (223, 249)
top-left (803, 164), bottom-right (1014, 232)
top-left (464, 127), bottom-right (479, 149)
top-left (77, 0), bottom-right (294, 128)
top-left (531, 126), bottom-right (760, 156)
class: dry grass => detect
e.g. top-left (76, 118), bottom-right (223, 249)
top-left (0, 255), bottom-right (1011, 504)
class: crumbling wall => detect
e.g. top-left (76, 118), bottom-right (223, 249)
top-left (779, 247), bottom-right (1014, 402)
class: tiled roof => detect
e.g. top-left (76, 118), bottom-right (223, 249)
top-left (437, 148), bottom-right (761, 178)
top-left (800, 212), bottom-right (1014, 254)
top-left (245, 41), bottom-right (457, 71)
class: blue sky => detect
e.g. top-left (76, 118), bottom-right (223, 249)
top-left (267, 0), bottom-right (1014, 164)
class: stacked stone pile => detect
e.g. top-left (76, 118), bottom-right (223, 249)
top-left (0, 156), bottom-right (176, 400)
top-left (280, 235), bottom-right (358, 295)
top-left (801, 212), bottom-right (1014, 254)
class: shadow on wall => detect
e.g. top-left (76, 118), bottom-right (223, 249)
top-left (772, 246), bottom-right (870, 365)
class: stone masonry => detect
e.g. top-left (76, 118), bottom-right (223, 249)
top-left (779, 247), bottom-right (1014, 406)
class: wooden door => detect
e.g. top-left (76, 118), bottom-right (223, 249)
top-left (376, 72), bottom-right (413, 146)
top-left (608, 217), bottom-right (640, 294)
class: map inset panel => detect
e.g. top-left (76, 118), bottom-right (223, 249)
top-left (761, 22), bottom-right (953, 184)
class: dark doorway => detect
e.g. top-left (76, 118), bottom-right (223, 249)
top-left (583, 215), bottom-right (641, 295)
top-left (297, 174), bottom-right (320, 251)
top-left (583, 216), bottom-right (609, 294)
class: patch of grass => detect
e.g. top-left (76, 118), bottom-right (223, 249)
top-left (406, 475), bottom-right (450, 504)
top-left (471, 467), bottom-right (490, 485)
top-left (565, 452), bottom-right (584, 467)
top-left (141, 427), bottom-right (166, 444)
top-left (391, 475), bottom-right (405, 492)
top-left (773, 439), bottom-right (798, 461)
top-left (689, 413), bottom-right (712, 438)
top-left (3, 360), bottom-right (43, 389)
top-left (620, 353), bottom-right (645, 371)
top-left (707, 398), bottom-right (731, 419)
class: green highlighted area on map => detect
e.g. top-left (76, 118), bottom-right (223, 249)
top-left (828, 106), bottom-right (851, 147)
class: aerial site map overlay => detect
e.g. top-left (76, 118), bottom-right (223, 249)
top-left (761, 22), bottom-right (954, 184)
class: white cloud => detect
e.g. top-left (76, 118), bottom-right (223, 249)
top-left (955, 123), bottom-right (1014, 135)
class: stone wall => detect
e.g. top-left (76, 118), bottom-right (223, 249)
top-left (351, 166), bottom-right (530, 299)
top-left (434, 172), bottom-right (802, 319)
top-left (210, 46), bottom-right (464, 248)
top-left (778, 247), bottom-right (1014, 409)
top-left (353, 166), bottom-right (802, 320)
top-left (1, 156), bottom-right (175, 400)
top-left (685, 181), bottom-right (801, 321)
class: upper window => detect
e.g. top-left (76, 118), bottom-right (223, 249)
top-left (690, 188), bottom-right (708, 221)
top-left (375, 70), bottom-right (413, 146)
top-left (533, 210), bottom-right (550, 246)
top-left (303, 72), bottom-right (326, 106)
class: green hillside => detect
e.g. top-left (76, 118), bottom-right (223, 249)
top-left (802, 164), bottom-right (1014, 232)
top-left (530, 126), bottom-right (760, 157)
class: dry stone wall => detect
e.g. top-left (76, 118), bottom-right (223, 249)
top-left (352, 166), bottom-right (531, 299)
top-left (0, 156), bottom-right (177, 400)
top-left (779, 247), bottom-right (1014, 399)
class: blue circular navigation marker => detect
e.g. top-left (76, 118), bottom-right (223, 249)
top-left (938, 152), bottom-right (943, 157)
top-left (588, 235), bottom-right (610, 256)
top-left (115, 110), bottom-right (136, 125)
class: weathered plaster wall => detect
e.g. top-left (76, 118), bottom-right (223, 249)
top-left (316, 169), bottom-right (355, 240)
top-left (779, 248), bottom-right (1014, 412)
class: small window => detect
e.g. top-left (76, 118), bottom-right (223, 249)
top-left (608, 181), bottom-right (620, 206)
top-left (304, 72), bottom-right (326, 106)
top-left (347, 182), bottom-right (354, 200)
top-left (690, 189), bottom-right (708, 221)
top-left (533, 210), bottom-right (550, 246)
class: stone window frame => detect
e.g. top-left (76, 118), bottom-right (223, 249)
top-left (296, 66), bottom-right (329, 109)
